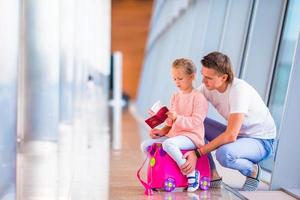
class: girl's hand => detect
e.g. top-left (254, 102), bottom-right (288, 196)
top-left (165, 118), bottom-right (173, 126)
top-left (149, 129), bottom-right (163, 139)
top-left (166, 111), bottom-right (177, 121)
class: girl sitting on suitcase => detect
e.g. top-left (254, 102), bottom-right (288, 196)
top-left (141, 58), bottom-right (208, 192)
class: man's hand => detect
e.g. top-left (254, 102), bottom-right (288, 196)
top-left (149, 129), bottom-right (163, 139)
top-left (180, 150), bottom-right (197, 175)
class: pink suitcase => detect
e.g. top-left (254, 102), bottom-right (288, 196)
top-left (137, 143), bottom-right (211, 195)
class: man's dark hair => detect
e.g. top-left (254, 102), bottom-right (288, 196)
top-left (201, 51), bottom-right (234, 84)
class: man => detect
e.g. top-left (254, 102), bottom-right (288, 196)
top-left (181, 51), bottom-right (276, 191)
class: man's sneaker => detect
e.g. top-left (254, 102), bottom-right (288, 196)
top-left (187, 170), bottom-right (200, 192)
top-left (241, 164), bottom-right (261, 191)
top-left (210, 177), bottom-right (222, 188)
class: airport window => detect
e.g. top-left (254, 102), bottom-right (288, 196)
top-left (268, 0), bottom-right (300, 132)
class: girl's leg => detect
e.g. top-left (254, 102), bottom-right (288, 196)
top-left (162, 135), bottom-right (199, 192)
top-left (161, 135), bottom-right (196, 166)
top-left (140, 136), bottom-right (168, 154)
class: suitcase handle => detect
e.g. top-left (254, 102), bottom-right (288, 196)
top-left (136, 156), bottom-right (153, 195)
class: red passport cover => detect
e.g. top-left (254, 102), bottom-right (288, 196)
top-left (145, 106), bottom-right (169, 129)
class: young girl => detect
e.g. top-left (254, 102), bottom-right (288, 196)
top-left (141, 58), bottom-right (208, 192)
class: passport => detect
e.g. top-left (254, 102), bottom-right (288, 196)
top-left (145, 101), bottom-right (169, 129)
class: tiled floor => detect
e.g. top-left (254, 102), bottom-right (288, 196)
top-left (240, 191), bottom-right (298, 200)
top-left (17, 85), bottom-right (110, 200)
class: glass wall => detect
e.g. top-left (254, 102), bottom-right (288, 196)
top-left (264, 0), bottom-right (300, 172)
top-left (268, 0), bottom-right (300, 134)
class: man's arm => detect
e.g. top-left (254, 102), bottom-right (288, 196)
top-left (181, 113), bottom-right (244, 174)
top-left (199, 113), bottom-right (244, 155)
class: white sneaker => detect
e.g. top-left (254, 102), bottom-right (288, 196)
top-left (187, 170), bottom-right (200, 192)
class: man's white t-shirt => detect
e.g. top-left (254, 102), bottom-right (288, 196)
top-left (198, 78), bottom-right (276, 139)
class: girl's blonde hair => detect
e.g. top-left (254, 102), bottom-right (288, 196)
top-left (172, 58), bottom-right (197, 75)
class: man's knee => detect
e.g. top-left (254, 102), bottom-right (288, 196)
top-left (216, 145), bottom-right (235, 168)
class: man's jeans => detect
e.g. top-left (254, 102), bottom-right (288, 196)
top-left (204, 118), bottom-right (274, 177)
